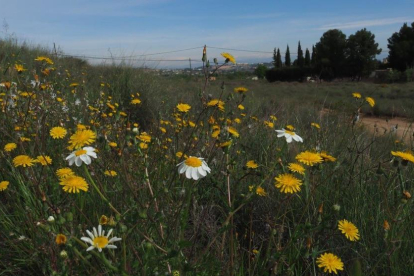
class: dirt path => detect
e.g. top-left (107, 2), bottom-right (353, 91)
top-left (360, 115), bottom-right (413, 140)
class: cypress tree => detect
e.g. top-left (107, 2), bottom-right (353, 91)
top-left (297, 41), bottom-right (304, 67)
top-left (311, 45), bottom-right (316, 65)
top-left (285, 45), bottom-right (291, 67)
top-left (273, 48), bottom-right (277, 68)
top-left (276, 48), bottom-right (282, 68)
top-left (305, 48), bottom-right (311, 66)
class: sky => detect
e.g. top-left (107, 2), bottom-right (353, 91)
top-left (1, 0), bottom-right (413, 68)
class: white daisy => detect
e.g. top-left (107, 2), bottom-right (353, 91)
top-left (66, 147), bottom-right (97, 166)
top-left (177, 156), bottom-right (211, 180)
top-left (275, 129), bottom-right (303, 143)
top-left (81, 225), bottom-right (122, 252)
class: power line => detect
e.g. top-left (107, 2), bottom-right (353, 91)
top-left (57, 53), bottom-right (204, 63)
top-left (207, 46), bottom-right (274, 54)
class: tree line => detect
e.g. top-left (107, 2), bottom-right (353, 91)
top-left (261, 22), bottom-right (414, 82)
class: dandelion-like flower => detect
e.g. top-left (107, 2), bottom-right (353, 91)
top-left (176, 103), bottom-right (191, 113)
top-left (66, 147), bottom-right (97, 166)
top-left (227, 126), bottom-right (239, 137)
top-left (56, 168), bottom-right (75, 179)
top-left (81, 225), bottom-right (122, 252)
top-left (68, 129), bottom-right (96, 150)
top-left (55, 234), bottom-right (67, 245)
top-left (352, 92), bottom-right (362, 99)
top-left (4, 143), bottom-right (17, 152)
top-left (0, 181), bottom-right (10, 191)
top-left (296, 151), bottom-right (323, 166)
top-left (13, 155), bottom-right (35, 167)
top-left (274, 174), bottom-right (302, 194)
top-left (320, 151), bottom-right (336, 162)
top-left (275, 129), bottom-right (303, 143)
top-left (316, 253), bottom-right (344, 274)
top-left (311, 122), bottom-right (320, 129)
top-left (177, 156), bottom-right (211, 180)
top-left (50, 127), bottom-right (67, 139)
top-left (256, 187), bottom-right (267, 196)
top-left (365, 96), bottom-right (375, 107)
top-left (35, 155), bottom-right (53, 166)
top-left (221, 53), bottom-right (236, 64)
top-left (59, 175), bottom-right (88, 193)
top-left (288, 163), bottom-right (305, 175)
top-left (234, 87), bottom-right (248, 93)
top-left (207, 99), bottom-right (225, 111)
top-left (246, 160), bottom-right (258, 169)
top-left (391, 151), bottom-right (414, 163)
top-left (338, 219), bottom-right (360, 241)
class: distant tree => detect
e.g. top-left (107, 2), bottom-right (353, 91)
top-left (311, 45), bottom-right (316, 65)
top-left (273, 48), bottom-right (277, 68)
top-left (276, 48), bottom-right (282, 68)
top-left (254, 64), bottom-right (268, 79)
top-left (297, 41), bottom-right (304, 67)
top-left (305, 48), bottom-right (311, 66)
top-left (315, 29), bottom-right (347, 79)
top-left (387, 22), bottom-right (414, 71)
top-left (346, 28), bottom-right (382, 80)
top-left (285, 45), bottom-right (291, 67)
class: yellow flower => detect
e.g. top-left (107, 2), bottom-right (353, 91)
top-left (177, 103), bottom-right (191, 113)
top-left (50, 126), bottom-right (67, 139)
top-left (55, 234), bottom-right (67, 245)
top-left (234, 87), bottom-right (248, 93)
top-left (56, 168), bottom-right (75, 179)
top-left (221, 52), bottom-right (236, 64)
top-left (365, 97), bottom-right (375, 107)
top-left (0, 181), bottom-right (10, 191)
top-left (69, 83), bottom-right (79, 87)
top-left (104, 170), bottom-right (117, 177)
top-left (391, 151), bottom-right (414, 163)
top-left (285, 125), bottom-right (295, 131)
top-left (207, 99), bottom-right (225, 111)
top-left (296, 151), bottom-right (323, 166)
top-left (219, 141), bottom-right (232, 148)
top-left (99, 215), bottom-right (109, 225)
top-left (237, 104), bottom-right (244, 110)
top-left (270, 115), bottom-right (277, 121)
top-left (159, 127), bottom-right (167, 133)
top-left (227, 126), bottom-right (239, 138)
top-left (320, 151), bottom-right (336, 162)
top-left (14, 64), bottom-right (26, 73)
top-left (316, 253), bottom-right (344, 274)
top-left (4, 143), bottom-right (17, 152)
top-left (288, 163), bottom-right (305, 175)
top-left (311, 122), bottom-right (320, 129)
top-left (13, 155), bottom-right (35, 167)
top-left (138, 132), bottom-right (151, 143)
top-left (68, 129), bottom-right (96, 150)
top-left (35, 155), bottom-right (52, 166)
top-left (264, 121), bottom-right (274, 128)
top-left (35, 56), bottom-right (54, 64)
top-left (59, 175), bottom-right (88, 193)
top-left (139, 142), bottom-right (148, 149)
top-left (338, 219), bottom-right (360, 241)
top-left (256, 187), bottom-right (267, 196)
top-left (274, 174), bottom-right (302, 194)
top-left (109, 142), bottom-right (117, 148)
top-left (383, 220), bottom-right (390, 231)
top-left (352, 92), bottom-right (362, 99)
top-left (246, 160), bottom-right (258, 169)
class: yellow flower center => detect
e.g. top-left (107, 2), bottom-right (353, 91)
top-left (93, 236), bottom-right (109, 249)
top-left (75, 149), bottom-right (87, 156)
top-left (185, 157), bottom-right (202, 167)
top-left (285, 130), bottom-right (295, 135)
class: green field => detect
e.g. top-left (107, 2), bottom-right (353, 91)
top-left (1, 39), bottom-right (414, 275)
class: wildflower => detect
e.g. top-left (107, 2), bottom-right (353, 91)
top-left (403, 190), bottom-right (411, 199)
top-left (68, 129), bottom-right (96, 150)
top-left (47, 216), bottom-right (55, 222)
top-left (176, 103), bottom-right (191, 113)
top-left (0, 181), bottom-right (10, 191)
top-left (66, 147), bottom-right (97, 167)
top-left (320, 151), bottom-right (336, 162)
top-left (270, 115), bottom-right (277, 121)
top-left (246, 160), bottom-right (258, 169)
top-left (311, 122), bottom-right (320, 129)
top-left (4, 143), bottom-right (17, 152)
top-left (264, 121), bottom-right (274, 128)
top-left (316, 253), bottom-right (344, 274)
top-left (275, 128), bottom-right (303, 143)
top-left (55, 234), bottom-right (67, 245)
top-left (177, 156), bottom-right (211, 180)
top-left (99, 215), bottom-right (109, 225)
top-left (221, 53), bottom-right (236, 64)
top-left (365, 97), bottom-right (375, 107)
top-left (352, 92), bottom-right (362, 99)
top-left (219, 141), bottom-right (232, 148)
top-left (69, 83), bottom-right (79, 87)
top-left (14, 64), bottom-right (26, 73)
top-left (238, 104), bottom-right (244, 110)
top-left (286, 125), bottom-right (295, 131)
top-left (274, 174), bottom-right (302, 194)
top-left (207, 99), bottom-right (225, 111)
top-left (35, 155), bottom-right (53, 166)
top-left (227, 126), bottom-right (239, 137)
top-left (131, 98), bottom-right (141, 104)
top-left (13, 155), bottom-right (35, 167)
top-left (256, 187), bottom-right (267, 196)
top-left (50, 127), bottom-right (67, 139)
top-left (34, 56), bottom-right (54, 64)
top-left (81, 225), bottom-right (122, 252)
top-left (56, 168), bottom-right (75, 179)
top-left (338, 219), bottom-right (360, 241)
top-left (138, 132), bottom-right (151, 143)
top-left (288, 163), bottom-right (305, 175)
top-left (296, 151), bottom-right (323, 166)
top-left (139, 142), bottom-right (148, 149)
top-left (234, 87), bottom-right (248, 93)
top-left (383, 220), bottom-right (390, 231)
top-left (109, 142), bottom-right (117, 148)
top-left (59, 175), bottom-right (88, 193)
top-left (104, 170), bottom-right (117, 177)
top-left (391, 151), bottom-right (414, 163)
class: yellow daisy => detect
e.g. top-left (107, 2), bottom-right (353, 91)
top-left (274, 173), bottom-right (302, 194)
top-left (221, 52), bottom-right (236, 64)
top-left (0, 181), bottom-right (10, 191)
top-left (56, 168), bottom-right (75, 179)
top-left (316, 253), bottom-right (344, 274)
top-left (4, 143), bottom-right (17, 152)
top-left (68, 129), bottom-right (96, 150)
top-left (338, 219), bottom-right (360, 241)
top-left (296, 151), bottom-right (323, 166)
top-left (59, 175), bottom-right (89, 193)
top-left (50, 127), bottom-right (67, 139)
top-left (176, 103), bottom-right (191, 113)
top-left (55, 234), bottom-right (67, 245)
top-left (35, 155), bottom-right (52, 166)
top-left (391, 151), bottom-right (414, 163)
top-left (288, 163), bottom-right (305, 175)
top-left (365, 97), bottom-right (375, 107)
top-left (320, 151), bottom-right (336, 162)
top-left (352, 92), bottom-right (362, 99)
top-left (255, 187), bottom-right (267, 196)
top-left (234, 87), bottom-right (248, 93)
top-left (227, 126), bottom-right (239, 138)
top-left (13, 155), bottom-right (35, 167)
top-left (246, 160), bottom-right (258, 169)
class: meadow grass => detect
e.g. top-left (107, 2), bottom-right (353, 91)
top-left (1, 38), bottom-right (414, 275)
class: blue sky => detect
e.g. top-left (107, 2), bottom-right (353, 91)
top-left (1, 0), bottom-right (413, 68)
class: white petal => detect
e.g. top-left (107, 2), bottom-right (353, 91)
top-left (286, 136), bottom-right (293, 143)
top-left (93, 227), bottom-right (98, 238)
top-left (106, 229), bottom-right (113, 238)
top-left (86, 246), bottom-right (95, 251)
top-left (192, 168), bottom-right (199, 180)
top-left (185, 167), bottom-right (192, 179)
top-left (176, 161), bottom-right (184, 167)
top-left (65, 153), bottom-right (75, 160)
top-left (198, 167), bottom-right (207, 176)
top-left (106, 245), bottom-right (118, 249)
top-left (98, 225), bottom-right (102, 236)
top-left (178, 164), bottom-right (187, 174)
top-left (86, 230), bottom-right (95, 240)
top-left (75, 157), bottom-right (83, 166)
top-left (88, 151), bottom-right (97, 158)
top-left (277, 133), bottom-right (284, 138)
top-left (81, 154), bottom-right (91, 165)
top-left (68, 158), bottom-right (75, 166)
top-left (108, 237), bottom-right (122, 243)
top-left (81, 237), bottom-right (93, 245)
top-left (98, 247), bottom-right (102, 252)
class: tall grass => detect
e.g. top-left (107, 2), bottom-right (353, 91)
top-left (1, 38), bottom-right (414, 275)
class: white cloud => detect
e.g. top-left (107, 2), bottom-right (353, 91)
top-left (317, 17), bottom-right (414, 30)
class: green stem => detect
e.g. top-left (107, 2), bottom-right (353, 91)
top-left (83, 165), bottom-right (121, 216)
